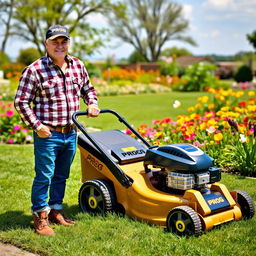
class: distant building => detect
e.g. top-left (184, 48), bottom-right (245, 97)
top-left (176, 56), bottom-right (215, 67)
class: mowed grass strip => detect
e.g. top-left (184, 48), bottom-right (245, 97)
top-left (81, 92), bottom-right (208, 130)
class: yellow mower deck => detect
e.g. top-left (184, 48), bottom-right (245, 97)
top-left (79, 145), bottom-right (242, 231)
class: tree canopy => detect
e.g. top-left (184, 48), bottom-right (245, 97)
top-left (247, 30), bottom-right (256, 51)
top-left (0, 0), bottom-right (111, 57)
top-left (107, 0), bottom-right (196, 62)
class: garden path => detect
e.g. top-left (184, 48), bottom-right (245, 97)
top-left (0, 242), bottom-right (38, 256)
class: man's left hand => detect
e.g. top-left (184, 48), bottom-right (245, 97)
top-left (87, 105), bottom-right (100, 117)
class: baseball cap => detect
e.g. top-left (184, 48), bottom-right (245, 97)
top-left (46, 25), bottom-right (70, 40)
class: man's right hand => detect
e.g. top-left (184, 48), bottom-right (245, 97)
top-left (36, 125), bottom-right (53, 138)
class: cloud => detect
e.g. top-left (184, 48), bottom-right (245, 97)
top-left (203, 0), bottom-right (234, 10)
top-left (182, 4), bottom-right (193, 20)
top-left (200, 29), bottom-right (220, 38)
top-left (87, 13), bottom-right (108, 28)
top-left (202, 0), bottom-right (256, 23)
top-left (203, 0), bottom-right (256, 12)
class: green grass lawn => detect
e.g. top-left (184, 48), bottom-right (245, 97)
top-left (0, 92), bottom-right (255, 255)
top-left (80, 91), bottom-right (208, 130)
top-left (0, 144), bottom-right (255, 256)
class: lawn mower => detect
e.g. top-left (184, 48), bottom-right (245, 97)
top-left (72, 109), bottom-right (255, 236)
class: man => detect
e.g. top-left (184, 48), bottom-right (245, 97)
top-left (14, 25), bottom-right (100, 236)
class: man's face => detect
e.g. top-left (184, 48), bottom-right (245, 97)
top-left (45, 36), bottom-right (70, 62)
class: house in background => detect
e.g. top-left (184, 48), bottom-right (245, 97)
top-left (176, 56), bottom-right (215, 67)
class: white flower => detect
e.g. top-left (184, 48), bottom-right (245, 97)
top-left (239, 134), bottom-right (247, 143)
top-left (206, 126), bottom-right (216, 134)
top-left (173, 100), bottom-right (181, 109)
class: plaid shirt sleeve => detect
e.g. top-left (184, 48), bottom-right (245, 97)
top-left (80, 61), bottom-right (98, 106)
top-left (14, 66), bottom-right (43, 131)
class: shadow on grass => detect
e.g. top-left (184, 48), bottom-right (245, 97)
top-left (0, 204), bottom-right (81, 232)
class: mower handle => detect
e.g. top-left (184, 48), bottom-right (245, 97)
top-left (72, 109), bottom-right (151, 148)
top-left (72, 109), bottom-right (151, 188)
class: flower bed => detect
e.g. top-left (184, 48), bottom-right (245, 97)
top-left (0, 101), bottom-right (33, 144)
top-left (92, 77), bottom-right (171, 96)
top-left (127, 89), bottom-right (256, 177)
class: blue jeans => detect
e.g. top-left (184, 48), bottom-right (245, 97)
top-left (32, 130), bottom-right (77, 212)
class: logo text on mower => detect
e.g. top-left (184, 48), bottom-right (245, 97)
top-left (86, 155), bottom-right (103, 171)
top-left (121, 149), bottom-right (146, 157)
top-left (207, 197), bottom-right (224, 205)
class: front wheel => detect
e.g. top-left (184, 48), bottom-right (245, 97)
top-left (78, 179), bottom-right (116, 215)
top-left (166, 206), bottom-right (202, 236)
top-left (233, 190), bottom-right (255, 219)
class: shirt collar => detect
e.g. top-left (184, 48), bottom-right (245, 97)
top-left (45, 54), bottom-right (73, 66)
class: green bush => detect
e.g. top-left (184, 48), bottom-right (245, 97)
top-left (234, 65), bottom-right (253, 82)
top-left (84, 61), bottom-right (102, 78)
top-left (179, 63), bottom-right (217, 91)
top-left (16, 47), bottom-right (41, 66)
top-left (159, 56), bottom-right (179, 77)
top-left (128, 50), bottom-right (147, 64)
top-left (0, 51), bottom-right (11, 67)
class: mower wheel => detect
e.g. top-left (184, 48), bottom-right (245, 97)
top-left (78, 179), bottom-right (116, 215)
top-left (166, 206), bottom-right (202, 236)
top-left (233, 190), bottom-right (255, 219)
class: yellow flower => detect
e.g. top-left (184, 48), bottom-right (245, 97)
top-left (205, 112), bottom-right (213, 118)
top-left (220, 106), bottom-right (229, 112)
top-left (234, 91), bottom-right (244, 98)
top-left (248, 91), bottom-right (255, 97)
top-left (208, 119), bottom-right (217, 126)
top-left (210, 140), bottom-right (215, 145)
top-left (208, 104), bottom-right (215, 109)
top-left (155, 132), bottom-right (164, 138)
top-left (197, 96), bottom-right (209, 103)
top-left (214, 133), bottom-right (223, 141)
top-left (199, 122), bottom-right (206, 130)
top-left (187, 106), bottom-right (195, 112)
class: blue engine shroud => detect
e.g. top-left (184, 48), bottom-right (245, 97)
top-left (144, 144), bottom-right (214, 172)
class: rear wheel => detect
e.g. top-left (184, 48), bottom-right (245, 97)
top-left (78, 179), bottom-right (116, 215)
top-left (166, 206), bottom-right (202, 236)
top-left (233, 190), bottom-right (255, 219)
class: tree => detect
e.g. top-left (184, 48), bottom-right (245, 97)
top-left (17, 47), bottom-right (41, 65)
top-left (107, 0), bottom-right (196, 62)
top-left (247, 30), bottom-right (256, 51)
top-left (1, 0), bottom-right (111, 57)
top-left (161, 46), bottom-right (192, 57)
top-left (128, 50), bottom-right (146, 63)
top-left (0, 0), bottom-right (15, 52)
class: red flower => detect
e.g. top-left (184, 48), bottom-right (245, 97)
top-left (238, 101), bottom-right (246, 108)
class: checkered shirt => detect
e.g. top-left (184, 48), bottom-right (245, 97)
top-left (14, 55), bottom-right (98, 130)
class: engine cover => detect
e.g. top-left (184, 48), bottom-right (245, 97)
top-left (144, 144), bottom-right (214, 172)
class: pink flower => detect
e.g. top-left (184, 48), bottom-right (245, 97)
top-left (22, 128), bottom-right (28, 133)
top-left (126, 129), bottom-right (132, 135)
top-left (6, 110), bottom-right (14, 117)
top-left (26, 135), bottom-right (33, 142)
top-left (7, 139), bottom-right (14, 144)
top-left (14, 125), bottom-right (21, 131)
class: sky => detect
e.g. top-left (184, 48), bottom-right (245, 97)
top-left (3, 0), bottom-right (256, 60)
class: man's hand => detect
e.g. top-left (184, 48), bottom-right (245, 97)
top-left (87, 105), bottom-right (100, 117)
top-left (36, 125), bottom-right (53, 138)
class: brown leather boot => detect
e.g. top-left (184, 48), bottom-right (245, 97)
top-left (48, 209), bottom-right (75, 226)
top-left (33, 211), bottom-right (54, 236)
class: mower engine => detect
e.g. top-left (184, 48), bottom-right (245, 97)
top-left (144, 144), bottom-right (221, 191)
